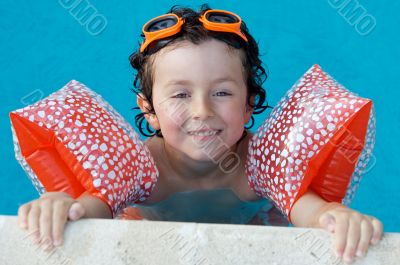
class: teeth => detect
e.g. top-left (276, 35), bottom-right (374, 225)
top-left (189, 130), bottom-right (219, 136)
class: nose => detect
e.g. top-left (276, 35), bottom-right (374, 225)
top-left (191, 96), bottom-right (214, 120)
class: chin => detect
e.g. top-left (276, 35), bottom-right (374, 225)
top-left (186, 142), bottom-right (232, 163)
top-left (184, 149), bottom-right (215, 162)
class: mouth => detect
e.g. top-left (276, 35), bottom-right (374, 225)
top-left (187, 129), bottom-right (222, 140)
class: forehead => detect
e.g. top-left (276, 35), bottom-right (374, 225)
top-left (152, 39), bottom-right (246, 86)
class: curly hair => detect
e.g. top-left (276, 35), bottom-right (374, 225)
top-left (129, 4), bottom-right (271, 138)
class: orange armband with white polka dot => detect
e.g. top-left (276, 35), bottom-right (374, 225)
top-left (10, 80), bottom-right (159, 217)
top-left (245, 64), bottom-right (375, 223)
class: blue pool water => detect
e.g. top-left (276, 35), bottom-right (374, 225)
top-left (1, 1), bottom-right (399, 231)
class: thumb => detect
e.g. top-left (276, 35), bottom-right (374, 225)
top-left (319, 212), bottom-right (336, 233)
top-left (68, 202), bottom-right (86, 221)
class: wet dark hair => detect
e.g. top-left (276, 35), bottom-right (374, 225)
top-left (129, 4), bottom-right (271, 138)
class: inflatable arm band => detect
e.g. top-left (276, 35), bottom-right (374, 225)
top-left (246, 64), bottom-right (375, 223)
top-left (10, 81), bottom-right (159, 217)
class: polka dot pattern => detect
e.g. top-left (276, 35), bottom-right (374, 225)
top-left (11, 80), bottom-right (159, 216)
top-left (245, 64), bottom-right (375, 219)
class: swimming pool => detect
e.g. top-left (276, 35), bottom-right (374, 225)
top-left (1, 0), bottom-right (399, 231)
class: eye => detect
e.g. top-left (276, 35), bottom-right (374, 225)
top-left (172, 93), bottom-right (189, 98)
top-left (215, 91), bottom-right (231, 96)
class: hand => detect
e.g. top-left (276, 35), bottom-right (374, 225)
top-left (17, 192), bottom-right (86, 250)
top-left (316, 202), bottom-right (383, 264)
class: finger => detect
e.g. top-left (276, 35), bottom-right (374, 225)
top-left (27, 202), bottom-right (41, 243)
top-left (333, 214), bottom-right (349, 258)
top-left (356, 219), bottom-right (373, 258)
top-left (370, 217), bottom-right (384, 245)
top-left (68, 202), bottom-right (85, 221)
top-left (17, 203), bottom-right (31, 229)
top-left (343, 216), bottom-right (362, 263)
top-left (39, 199), bottom-right (53, 249)
top-left (52, 200), bottom-right (71, 246)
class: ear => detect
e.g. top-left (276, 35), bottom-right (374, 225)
top-left (137, 93), bottom-right (161, 130)
top-left (244, 95), bottom-right (255, 124)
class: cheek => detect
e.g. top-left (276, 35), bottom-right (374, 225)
top-left (155, 100), bottom-right (190, 130)
top-left (218, 101), bottom-right (246, 125)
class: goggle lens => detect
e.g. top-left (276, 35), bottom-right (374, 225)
top-left (206, 12), bottom-right (238, 24)
top-left (145, 16), bottom-right (178, 32)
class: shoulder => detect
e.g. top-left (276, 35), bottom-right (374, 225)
top-left (143, 136), bottom-right (165, 170)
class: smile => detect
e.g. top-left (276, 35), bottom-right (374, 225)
top-left (188, 130), bottom-right (222, 137)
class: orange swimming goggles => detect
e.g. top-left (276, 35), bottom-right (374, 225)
top-left (140, 9), bottom-right (248, 53)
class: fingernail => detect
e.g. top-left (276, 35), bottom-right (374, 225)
top-left (371, 237), bottom-right (379, 245)
top-left (41, 236), bottom-right (50, 244)
top-left (32, 234), bottom-right (40, 244)
top-left (335, 250), bottom-right (342, 257)
top-left (41, 237), bottom-right (53, 250)
top-left (19, 221), bottom-right (27, 229)
top-left (328, 224), bottom-right (334, 232)
top-left (356, 250), bottom-right (365, 257)
top-left (53, 239), bottom-right (62, 246)
top-left (43, 242), bottom-right (53, 252)
top-left (344, 255), bottom-right (353, 263)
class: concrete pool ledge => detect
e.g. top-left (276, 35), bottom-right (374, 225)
top-left (0, 215), bottom-right (399, 265)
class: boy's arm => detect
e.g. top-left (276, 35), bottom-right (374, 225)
top-left (290, 189), bottom-right (329, 228)
top-left (290, 189), bottom-right (383, 264)
top-left (76, 191), bottom-right (113, 219)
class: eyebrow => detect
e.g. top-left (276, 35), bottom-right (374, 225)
top-left (165, 80), bottom-right (191, 87)
top-left (165, 77), bottom-right (238, 87)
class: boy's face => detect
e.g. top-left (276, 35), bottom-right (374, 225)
top-left (138, 39), bottom-right (253, 161)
